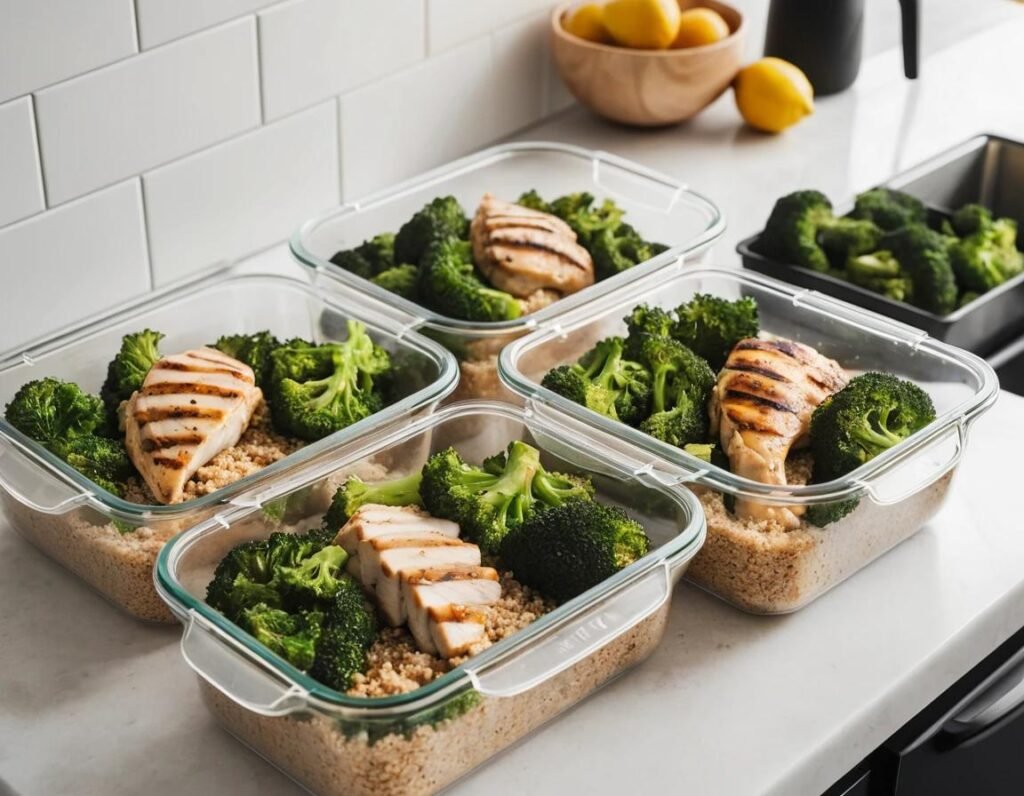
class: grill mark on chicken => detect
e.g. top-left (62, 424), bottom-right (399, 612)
top-left (724, 389), bottom-right (798, 415)
top-left (490, 237), bottom-right (591, 270)
top-left (140, 381), bottom-right (245, 399)
top-left (151, 455), bottom-right (187, 470)
top-left (153, 360), bottom-right (250, 379)
top-left (134, 406), bottom-right (227, 423)
top-left (141, 433), bottom-right (205, 452)
top-left (724, 362), bottom-right (791, 382)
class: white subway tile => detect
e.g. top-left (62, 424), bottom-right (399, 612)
top-left (143, 101), bottom-right (339, 286)
top-left (136, 0), bottom-right (276, 48)
top-left (0, 97), bottom-right (45, 226)
top-left (339, 39), bottom-right (495, 200)
top-left (35, 18), bottom-right (261, 205)
top-left (427, 0), bottom-right (554, 54)
top-left (259, 0), bottom-right (425, 121)
top-left (0, 181), bottom-right (149, 352)
top-left (490, 13), bottom-right (548, 135)
top-left (0, 0), bottom-right (136, 103)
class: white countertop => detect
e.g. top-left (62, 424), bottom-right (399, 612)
top-left (4, 9), bottom-right (1024, 796)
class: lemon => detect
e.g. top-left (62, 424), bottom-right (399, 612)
top-left (672, 7), bottom-right (730, 48)
top-left (563, 3), bottom-right (612, 43)
top-left (734, 57), bottom-right (814, 133)
top-left (603, 0), bottom-right (682, 50)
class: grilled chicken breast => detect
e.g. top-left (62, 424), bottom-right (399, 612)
top-left (336, 504), bottom-right (502, 657)
top-left (709, 337), bottom-right (848, 528)
top-left (124, 347), bottom-right (261, 504)
top-left (470, 193), bottom-right (595, 299)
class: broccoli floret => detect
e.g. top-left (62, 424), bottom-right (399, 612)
top-left (309, 577), bottom-right (378, 691)
top-left (950, 204), bottom-right (991, 237)
top-left (849, 188), bottom-right (927, 231)
top-left (322, 471), bottom-right (423, 531)
top-left (809, 372), bottom-right (936, 484)
top-left (5, 377), bottom-right (106, 447)
top-left (515, 190), bottom-right (550, 213)
top-left (541, 337), bottom-right (651, 425)
top-left (370, 263), bottom-right (419, 300)
top-left (591, 224), bottom-right (658, 280)
top-left (330, 233), bottom-right (397, 279)
top-left (212, 330), bottom-right (281, 387)
top-left (99, 329), bottom-right (164, 421)
top-left (206, 537), bottom-right (281, 620)
top-left (550, 193), bottom-right (626, 247)
top-left (758, 190), bottom-right (837, 272)
top-left (276, 544), bottom-right (349, 604)
top-left (417, 236), bottom-right (521, 322)
top-left (238, 604), bottom-right (324, 670)
top-left (500, 499), bottom-right (650, 601)
top-left (394, 197), bottom-right (469, 265)
top-left (672, 294), bottom-right (760, 370)
top-left (948, 211), bottom-right (1023, 293)
top-left (636, 334), bottom-right (715, 414)
top-left (880, 225), bottom-right (958, 314)
top-left (623, 304), bottom-right (675, 359)
top-left (805, 499), bottom-right (861, 527)
top-left (268, 321), bottom-right (390, 441)
top-left (846, 251), bottom-right (915, 301)
top-left (958, 291), bottom-right (980, 309)
top-left (420, 441), bottom-right (593, 554)
top-left (52, 434), bottom-right (133, 496)
top-left (682, 442), bottom-right (715, 462)
top-left (818, 218), bottom-right (883, 267)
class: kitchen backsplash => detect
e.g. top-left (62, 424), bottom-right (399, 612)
top-left (0, 0), bottom-right (569, 352)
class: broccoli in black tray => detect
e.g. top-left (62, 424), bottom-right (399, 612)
top-left (329, 190), bottom-right (667, 322)
top-left (757, 187), bottom-right (1023, 314)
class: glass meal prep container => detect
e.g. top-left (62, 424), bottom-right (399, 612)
top-left (0, 272), bottom-right (457, 623)
top-left (290, 142), bottom-right (724, 401)
top-left (499, 265), bottom-right (999, 614)
top-left (155, 401), bottom-right (706, 796)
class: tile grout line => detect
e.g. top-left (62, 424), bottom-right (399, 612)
top-left (255, 13), bottom-right (267, 123)
top-left (137, 177), bottom-right (157, 290)
top-left (27, 95), bottom-right (49, 210)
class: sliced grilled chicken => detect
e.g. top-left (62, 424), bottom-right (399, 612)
top-left (335, 504), bottom-right (460, 578)
top-left (404, 566), bottom-right (501, 655)
top-left (709, 338), bottom-right (848, 529)
top-left (429, 605), bottom-right (489, 658)
top-left (470, 193), bottom-right (594, 298)
top-left (123, 347), bottom-right (261, 504)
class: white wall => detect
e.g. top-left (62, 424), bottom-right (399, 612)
top-left (0, 0), bottom-right (569, 351)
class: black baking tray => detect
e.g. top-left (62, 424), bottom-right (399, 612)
top-left (738, 133), bottom-right (1024, 357)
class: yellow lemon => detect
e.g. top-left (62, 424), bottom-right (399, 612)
top-left (603, 0), bottom-right (682, 50)
top-left (672, 7), bottom-right (730, 48)
top-left (563, 3), bottom-right (612, 43)
top-left (734, 57), bottom-right (814, 133)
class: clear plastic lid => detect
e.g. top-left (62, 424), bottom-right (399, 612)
top-left (155, 401), bottom-right (706, 718)
top-left (499, 265), bottom-right (1000, 508)
top-left (0, 270), bottom-right (458, 522)
top-left (290, 142), bottom-right (725, 339)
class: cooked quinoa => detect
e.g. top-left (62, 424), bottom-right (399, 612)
top-left (685, 452), bottom-right (955, 613)
top-left (348, 572), bottom-right (555, 698)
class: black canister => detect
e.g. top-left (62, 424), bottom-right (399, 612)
top-left (764, 0), bottom-right (919, 96)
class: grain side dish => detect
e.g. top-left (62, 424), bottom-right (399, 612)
top-left (538, 293), bottom-right (942, 612)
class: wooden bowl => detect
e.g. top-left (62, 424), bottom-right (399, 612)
top-left (551, 0), bottom-right (746, 126)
